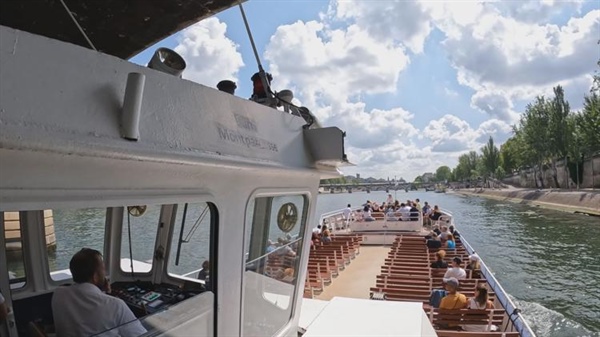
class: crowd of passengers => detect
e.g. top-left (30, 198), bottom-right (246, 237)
top-left (426, 227), bottom-right (494, 332)
top-left (342, 195), bottom-right (445, 223)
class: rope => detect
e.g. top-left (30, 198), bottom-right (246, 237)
top-left (59, 0), bottom-right (97, 51)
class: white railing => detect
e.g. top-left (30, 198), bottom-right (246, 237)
top-left (459, 230), bottom-right (536, 337)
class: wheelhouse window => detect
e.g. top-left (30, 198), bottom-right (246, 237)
top-left (120, 205), bottom-right (160, 274)
top-left (242, 194), bottom-right (308, 336)
top-left (167, 202), bottom-right (213, 283)
top-left (47, 208), bottom-right (106, 281)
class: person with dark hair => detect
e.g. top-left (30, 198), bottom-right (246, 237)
top-left (430, 250), bottom-right (448, 269)
top-left (197, 260), bottom-right (210, 281)
top-left (52, 248), bottom-right (146, 337)
top-left (443, 257), bottom-right (467, 282)
top-left (463, 285), bottom-right (495, 331)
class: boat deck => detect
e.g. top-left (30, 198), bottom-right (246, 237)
top-left (316, 245), bottom-right (389, 300)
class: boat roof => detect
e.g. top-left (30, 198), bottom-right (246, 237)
top-left (0, 0), bottom-right (242, 59)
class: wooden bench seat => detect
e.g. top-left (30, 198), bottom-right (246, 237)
top-left (429, 308), bottom-right (506, 329)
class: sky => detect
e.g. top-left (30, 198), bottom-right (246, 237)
top-left (130, 0), bottom-right (600, 181)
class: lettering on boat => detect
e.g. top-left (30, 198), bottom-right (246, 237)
top-left (215, 123), bottom-right (278, 152)
top-left (233, 114), bottom-right (258, 132)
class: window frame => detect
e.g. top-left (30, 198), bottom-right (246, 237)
top-left (241, 189), bottom-right (312, 337)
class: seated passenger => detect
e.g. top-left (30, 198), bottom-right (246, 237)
top-left (463, 285), bottom-right (495, 332)
top-left (363, 208), bottom-right (375, 222)
top-left (197, 260), bottom-right (210, 281)
top-left (426, 234), bottom-right (442, 249)
top-left (466, 254), bottom-right (481, 278)
top-left (446, 236), bottom-right (456, 250)
top-left (430, 250), bottom-right (448, 269)
top-left (438, 226), bottom-right (452, 240)
top-left (321, 225), bottom-right (332, 243)
top-left (399, 203), bottom-right (410, 221)
top-left (439, 278), bottom-right (467, 310)
top-left (52, 248), bottom-right (146, 337)
top-left (409, 203), bottom-right (419, 221)
top-left (429, 205), bottom-right (443, 221)
top-left (443, 257), bottom-right (467, 282)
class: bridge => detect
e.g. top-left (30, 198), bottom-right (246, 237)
top-left (319, 182), bottom-right (435, 193)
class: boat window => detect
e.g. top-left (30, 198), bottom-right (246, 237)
top-left (167, 202), bottom-right (213, 282)
top-left (47, 208), bottom-right (106, 281)
top-left (4, 212), bottom-right (27, 289)
top-left (242, 194), bottom-right (308, 336)
top-left (120, 205), bottom-right (161, 274)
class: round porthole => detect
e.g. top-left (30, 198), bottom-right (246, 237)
top-left (277, 203), bottom-right (298, 233)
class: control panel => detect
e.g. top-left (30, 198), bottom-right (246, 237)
top-left (110, 281), bottom-right (203, 317)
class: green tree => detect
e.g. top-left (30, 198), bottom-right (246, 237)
top-left (413, 175), bottom-right (423, 183)
top-left (576, 93), bottom-right (600, 154)
top-left (494, 166), bottom-right (506, 180)
top-left (435, 166), bottom-right (452, 182)
top-left (547, 85), bottom-right (573, 187)
top-left (517, 96), bottom-right (551, 188)
top-left (481, 136), bottom-right (500, 179)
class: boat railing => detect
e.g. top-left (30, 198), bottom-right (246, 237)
top-left (459, 235), bottom-right (536, 337)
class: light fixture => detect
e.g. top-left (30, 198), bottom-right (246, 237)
top-left (147, 48), bottom-right (186, 77)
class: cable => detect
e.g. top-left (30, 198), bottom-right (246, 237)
top-left (127, 212), bottom-right (135, 279)
top-left (59, 0), bottom-right (97, 51)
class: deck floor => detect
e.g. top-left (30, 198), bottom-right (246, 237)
top-left (316, 245), bottom-right (389, 300)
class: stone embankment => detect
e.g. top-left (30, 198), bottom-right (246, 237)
top-left (452, 188), bottom-right (600, 216)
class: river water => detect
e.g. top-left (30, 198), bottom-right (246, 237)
top-left (316, 190), bottom-right (600, 337)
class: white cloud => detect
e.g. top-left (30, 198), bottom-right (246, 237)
top-left (175, 18), bottom-right (244, 87)
top-left (259, 0), bottom-right (598, 180)
top-left (333, 0), bottom-right (432, 54)
top-left (265, 20), bottom-right (409, 109)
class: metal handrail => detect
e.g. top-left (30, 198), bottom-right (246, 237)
top-left (459, 234), bottom-right (536, 337)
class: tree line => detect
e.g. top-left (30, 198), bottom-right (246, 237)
top-left (424, 53), bottom-right (600, 187)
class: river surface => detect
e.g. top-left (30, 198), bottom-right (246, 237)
top-left (316, 190), bottom-right (600, 337)
top-left (7, 191), bottom-right (599, 336)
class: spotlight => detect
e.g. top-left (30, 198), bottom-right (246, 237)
top-left (147, 48), bottom-right (186, 77)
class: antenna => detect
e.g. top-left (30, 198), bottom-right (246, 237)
top-left (238, 3), bottom-right (273, 103)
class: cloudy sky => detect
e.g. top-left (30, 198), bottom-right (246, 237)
top-left (131, 0), bottom-right (600, 181)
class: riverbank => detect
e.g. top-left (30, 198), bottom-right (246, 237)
top-left (450, 188), bottom-right (600, 216)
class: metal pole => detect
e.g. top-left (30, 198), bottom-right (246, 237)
top-left (238, 3), bottom-right (273, 101)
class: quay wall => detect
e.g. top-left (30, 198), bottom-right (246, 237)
top-left (502, 154), bottom-right (600, 189)
top-left (452, 189), bottom-right (600, 216)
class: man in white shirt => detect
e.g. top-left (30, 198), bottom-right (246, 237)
top-left (52, 248), bottom-right (146, 337)
top-left (443, 257), bottom-right (467, 282)
top-left (342, 204), bottom-right (353, 225)
top-left (399, 203), bottom-right (411, 221)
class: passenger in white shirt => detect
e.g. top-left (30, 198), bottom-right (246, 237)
top-left (342, 204), bottom-right (353, 221)
top-left (52, 248), bottom-right (146, 337)
top-left (399, 203), bottom-right (411, 221)
top-left (443, 257), bottom-right (467, 282)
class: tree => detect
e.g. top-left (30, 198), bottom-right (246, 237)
top-left (414, 175), bottom-right (423, 183)
top-left (481, 136), bottom-right (500, 179)
top-left (517, 96), bottom-right (552, 188)
top-left (435, 166), bottom-right (452, 182)
top-left (547, 85), bottom-right (572, 187)
top-left (576, 92), bottom-right (600, 154)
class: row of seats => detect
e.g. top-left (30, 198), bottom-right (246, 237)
top-left (370, 234), bottom-right (516, 337)
top-left (303, 235), bottom-right (361, 298)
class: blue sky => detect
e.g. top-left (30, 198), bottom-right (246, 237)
top-left (131, 0), bottom-right (599, 180)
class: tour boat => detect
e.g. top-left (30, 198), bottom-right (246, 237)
top-left (0, 1), bottom-right (535, 336)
